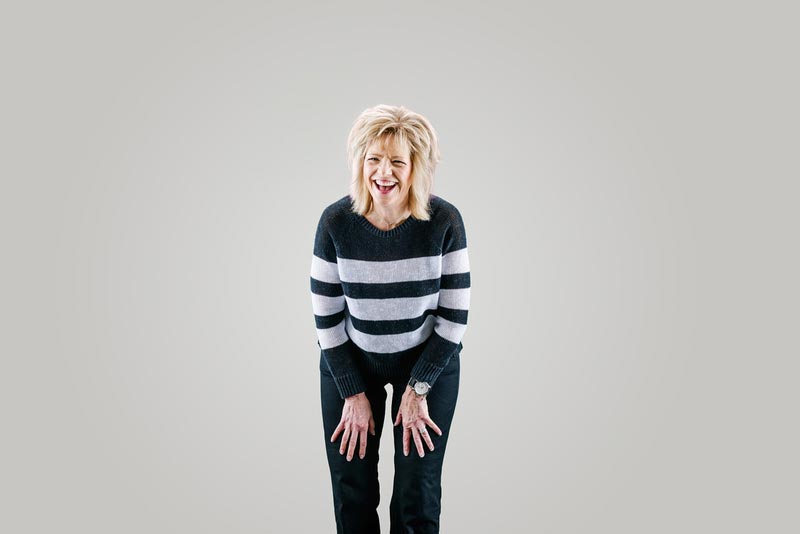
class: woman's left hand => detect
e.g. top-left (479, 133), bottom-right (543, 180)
top-left (394, 385), bottom-right (443, 457)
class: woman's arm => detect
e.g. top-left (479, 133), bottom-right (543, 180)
top-left (409, 207), bottom-right (471, 388)
top-left (310, 211), bottom-right (367, 399)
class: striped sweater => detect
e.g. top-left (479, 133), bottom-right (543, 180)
top-left (310, 194), bottom-right (471, 399)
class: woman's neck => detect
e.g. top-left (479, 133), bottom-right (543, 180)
top-left (366, 204), bottom-right (411, 231)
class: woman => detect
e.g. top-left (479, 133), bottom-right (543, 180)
top-left (310, 104), bottom-right (471, 534)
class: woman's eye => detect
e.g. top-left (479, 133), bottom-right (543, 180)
top-left (366, 157), bottom-right (404, 165)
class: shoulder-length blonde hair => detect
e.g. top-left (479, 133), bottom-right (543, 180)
top-left (346, 104), bottom-right (441, 221)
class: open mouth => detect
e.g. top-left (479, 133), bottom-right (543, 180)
top-left (374, 181), bottom-right (397, 193)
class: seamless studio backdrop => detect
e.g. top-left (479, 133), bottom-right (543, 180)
top-left (2, 1), bottom-right (797, 533)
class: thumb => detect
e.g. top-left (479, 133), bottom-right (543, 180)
top-left (369, 416), bottom-right (376, 436)
top-left (394, 410), bottom-right (401, 426)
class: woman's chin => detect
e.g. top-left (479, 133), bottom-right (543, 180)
top-left (371, 191), bottom-right (396, 204)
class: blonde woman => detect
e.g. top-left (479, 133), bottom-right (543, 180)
top-left (310, 104), bottom-right (471, 533)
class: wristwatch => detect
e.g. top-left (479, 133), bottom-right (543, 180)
top-left (408, 377), bottom-right (431, 397)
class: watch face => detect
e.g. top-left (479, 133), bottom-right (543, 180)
top-left (414, 382), bottom-right (430, 395)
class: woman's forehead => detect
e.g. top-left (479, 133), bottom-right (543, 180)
top-left (367, 135), bottom-right (410, 157)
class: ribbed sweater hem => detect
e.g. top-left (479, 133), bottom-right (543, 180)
top-left (354, 341), bottom-right (463, 384)
top-left (356, 349), bottom-right (420, 380)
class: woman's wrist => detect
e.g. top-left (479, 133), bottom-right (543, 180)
top-left (404, 385), bottom-right (427, 400)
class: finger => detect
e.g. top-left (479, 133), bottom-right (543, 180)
top-left (403, 426), bottom-right (410, 456)
top-left (346, 428), bottom-right (358, 462)
top-left (424, 417), bottom-right (443, 436)
top-left (411, 427), bottom-right (425, 457)
top-left (419, 425), bottom-right (434, 451)
top-left (339, 426), bottom-right (351, 455)
top-left (369, 416), bottom-right (376, 436)
top-left (331, 421), bottom-right (344, 443)
top-left (394, 409), bottom-right (401, 426)
top-left (359, 429), bottom-right (368, 459)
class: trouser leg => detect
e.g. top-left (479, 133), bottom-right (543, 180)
top-left (389, 353), bottom-right (460, 534)
top-left (320, 354), bottom-right (388, 534)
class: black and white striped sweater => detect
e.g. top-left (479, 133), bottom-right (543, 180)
top-left (310, 194), bottom-right (471, 399)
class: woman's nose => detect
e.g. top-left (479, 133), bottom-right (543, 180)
top-left (379, 160), bottom-right (392, 176)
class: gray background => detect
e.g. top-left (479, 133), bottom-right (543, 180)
top-left (2, 1), bottom-right (798, 532)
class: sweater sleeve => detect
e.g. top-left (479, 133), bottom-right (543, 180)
top-left (409, 207), bottom-right (471, 387)
top-left (310, 212), bottom-right (367, 399)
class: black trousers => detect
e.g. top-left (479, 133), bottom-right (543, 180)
top-left (320, 351), bottom-right (460, 534)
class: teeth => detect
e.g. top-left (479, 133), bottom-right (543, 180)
top-left (376, 180), bottom-right (396, 186)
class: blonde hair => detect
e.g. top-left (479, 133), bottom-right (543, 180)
top-left (346, 104), bottom-right (441, 221)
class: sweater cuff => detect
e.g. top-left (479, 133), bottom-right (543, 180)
top-left (332, 371), bottom-right (367, 399)
top-left (409, 358), bottom-right (447, 389)
top-left (410, 331), bottom-right (462, 388)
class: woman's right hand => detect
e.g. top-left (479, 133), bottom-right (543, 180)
top-left (330, 392), bottom-right (376, 461)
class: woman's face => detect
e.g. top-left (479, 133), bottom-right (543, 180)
top-left (363, 137), bottom-right (413, 212)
